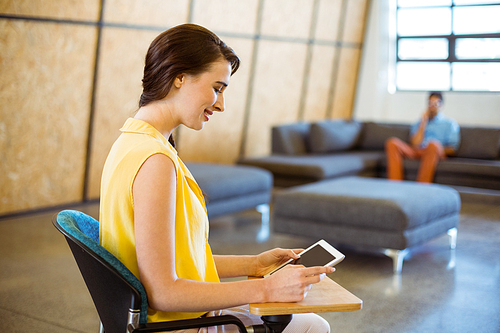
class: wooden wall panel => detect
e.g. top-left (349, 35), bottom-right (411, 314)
top-left (103, 0), bottom-right (189, 26)
top-left (330, 48), bottom-right (362, 119)
top-left (302, 45), bottom-right (337, 122)
top-left (260, 0), bottom-right (314, 39)
top-left (0, 0), bottom-right (100, 21)
top-left (315, 0), bottom-right (342, 41)
top-left (0, 20), bottom-right (96, 214)
top-left (87, 28), bottom-right (159, 199)
top-left (244, 41), bottom-right (308, 157)
top-left (0, 0), bottom-right (371, 215)
top-left (343, 0), bottom-right (369, 44)
top-left (192, 0), bottom-right (259, 35)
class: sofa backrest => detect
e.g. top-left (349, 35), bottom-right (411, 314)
top-left (272, 120), bottom-right (411, 154)
top-left (456, 126), bottom-right (500, 159)
top-left (271, 122), bottom-right (311, 155)
top-left (271, 120), bottom-right (500, 159)
top-left (308, 120), bottom-right (363, 153)
top-left (358, 122), bottom-right (411, 150)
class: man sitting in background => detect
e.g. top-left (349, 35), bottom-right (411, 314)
top-left (385, 91), bottom-right (460, 183)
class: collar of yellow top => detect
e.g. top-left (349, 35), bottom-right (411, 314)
top-left (120, 118), bottom-right (174, 151)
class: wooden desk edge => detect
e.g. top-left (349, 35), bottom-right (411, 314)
top-left (248, 276), bottom-right (362, 316)
top-left (249, 302), bottom-right (363, 316)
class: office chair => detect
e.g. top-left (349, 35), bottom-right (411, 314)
top-left (53, 210), bottom-right (252, 333)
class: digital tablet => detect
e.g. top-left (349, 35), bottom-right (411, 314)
top-left (264, 239), bottom-right (345, 277)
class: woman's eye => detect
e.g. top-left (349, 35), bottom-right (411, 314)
top-left (214, 86), bottom-right (224, 94)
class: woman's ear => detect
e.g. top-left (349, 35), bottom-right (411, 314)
top-left (174, 74), bottom-right (185, 89)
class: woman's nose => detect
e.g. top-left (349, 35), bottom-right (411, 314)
top-left (214, 94), bottom-right (225, 112)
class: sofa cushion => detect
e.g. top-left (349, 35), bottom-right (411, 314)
top-left (238, 151), bottom-right (384, 180)
top-left (379, 157), bottom-right (500, 178)
top-left (309, 120), bottom-right (362, 153)
top-left (456, 127), bottom-right (500, 159)
top-left (360, 122), bottom-right (410, 150)
top-left (378, 157), bottom-right (500, 189)
top-left (436, 158), bottom-right (500, 177)
top-left (271, 123), bottom-right (311, 155)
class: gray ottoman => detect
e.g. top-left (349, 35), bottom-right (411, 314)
top-left (273, 177), bottom-right (461, 273)
top-left (186, 162), bottom-right (273, 242)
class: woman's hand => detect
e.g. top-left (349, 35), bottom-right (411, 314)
top-left (251, 248), bottom-right (302, 277)
top-left (262, 265), bottom-right (335, 303)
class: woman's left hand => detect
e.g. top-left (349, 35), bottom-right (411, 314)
top-left (252, 248), bottom-right (303, 277)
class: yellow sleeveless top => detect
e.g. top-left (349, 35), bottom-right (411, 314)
top-left (99, 118), bottom-right (219, 322)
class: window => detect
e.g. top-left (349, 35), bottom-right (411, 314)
top-left (395, 0), bottom-right (500, 91)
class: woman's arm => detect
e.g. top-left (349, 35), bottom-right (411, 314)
top-left (133, 154), bottom-right (332, 313)
top-left (213, 255), bottom-right (256, 278)
top-left (214, 248), bottom-right (302, 278)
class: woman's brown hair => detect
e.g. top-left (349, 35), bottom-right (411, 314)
top-left (139, 23), bottom-right (240, 108)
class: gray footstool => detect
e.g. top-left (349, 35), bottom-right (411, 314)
top-left (273, 177), bottom-right (461, 273)
top-left (186, 162), bottom-right (273, 242)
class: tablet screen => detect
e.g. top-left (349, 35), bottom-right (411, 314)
top-left (294, 244), bottom-right (337, 267)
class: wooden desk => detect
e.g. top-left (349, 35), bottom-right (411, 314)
top-left (249, 276), bottom-right (362, 316)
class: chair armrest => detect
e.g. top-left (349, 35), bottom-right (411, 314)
top-left (132, 314), bottom-right (249, 333)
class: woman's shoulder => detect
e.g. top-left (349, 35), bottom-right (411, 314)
top-left (110, 133), bottom-right (179, 175)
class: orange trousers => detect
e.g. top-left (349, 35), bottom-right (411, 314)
top-left (385, 137), bottom-right (445, 183)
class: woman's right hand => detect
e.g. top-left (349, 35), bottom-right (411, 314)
top-left (263, 265), bottom-right (335, 303)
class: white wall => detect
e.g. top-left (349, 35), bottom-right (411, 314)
top-left (353, 0), bottom-right (500, 126)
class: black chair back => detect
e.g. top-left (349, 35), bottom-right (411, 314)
top-left (54, 210), bottom-right (145, 333)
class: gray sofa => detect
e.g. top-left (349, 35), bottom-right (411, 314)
top-left (238, 120), bottom-right (500, 192)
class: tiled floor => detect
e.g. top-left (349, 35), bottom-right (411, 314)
top-left (1, 201), bottom-right (499, 333)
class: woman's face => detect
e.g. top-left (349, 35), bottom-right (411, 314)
top-left (175, 59), bottom-right (232, 131)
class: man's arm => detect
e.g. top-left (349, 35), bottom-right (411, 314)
top-left (410, 111), bottom-right (429, 147)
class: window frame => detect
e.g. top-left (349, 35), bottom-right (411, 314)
top-left (395, 1), bottom-right (500, 92)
